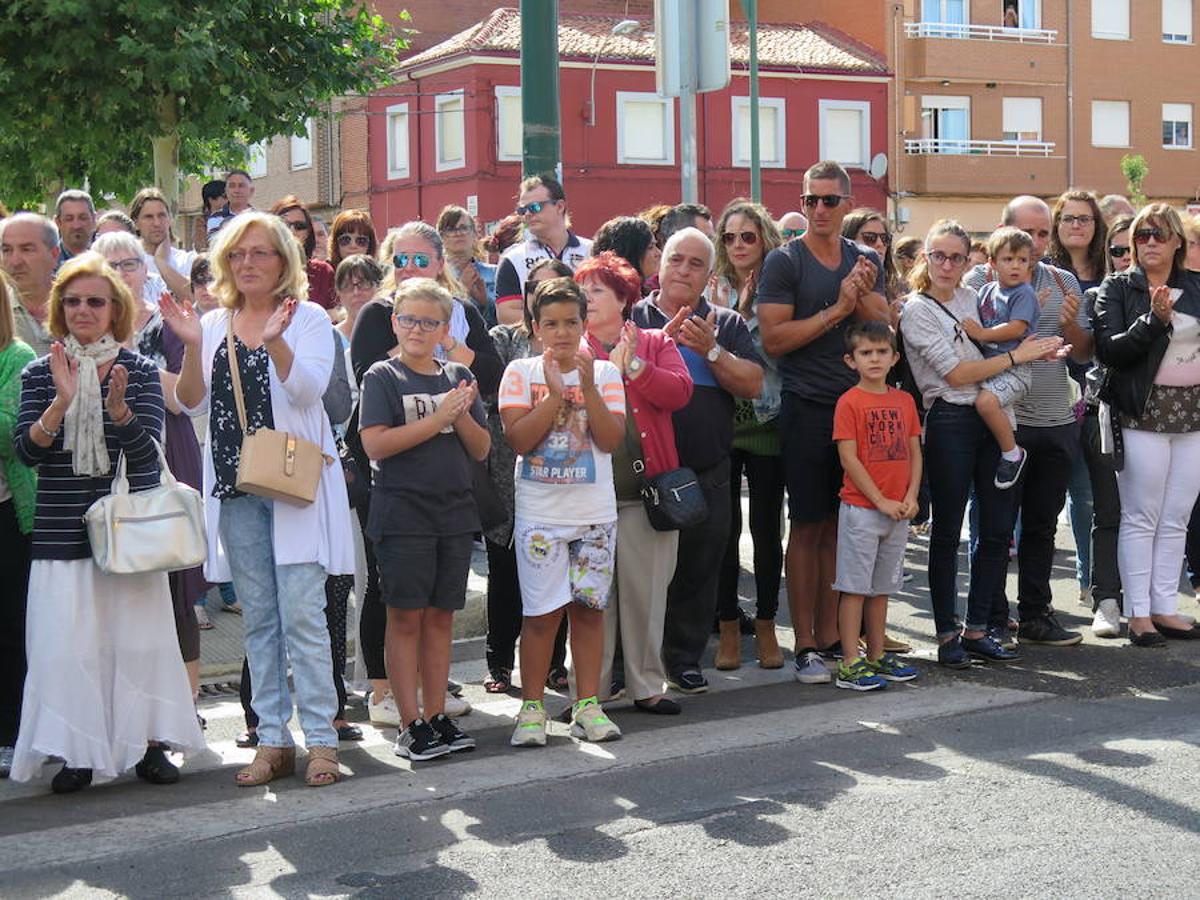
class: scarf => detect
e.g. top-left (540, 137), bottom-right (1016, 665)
top-left (62, 333), bottom-right (121, 476)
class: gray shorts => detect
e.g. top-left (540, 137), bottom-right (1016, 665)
top-left (832, 502), bottom-right (909, 597)
top-left (982, 363), bottom-right (1032, 409)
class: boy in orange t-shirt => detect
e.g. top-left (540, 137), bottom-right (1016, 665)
top-left (831, 321), bottom-right (923, 692)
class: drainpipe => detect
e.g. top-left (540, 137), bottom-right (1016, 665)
top-left (1065, 3), bottom-right (1074, 188)
top-left (892, 2), bottom-right (903, 230)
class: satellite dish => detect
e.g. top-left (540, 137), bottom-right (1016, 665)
top-left (869, 153), bottom-right (889, 180)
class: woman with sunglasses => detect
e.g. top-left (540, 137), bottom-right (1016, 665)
top-left (900, 220), bottom-right (1065, 668)
top-left (437, 206), bottom-right (497, 329)
top-left (1093, 204), bottom-right (1200, 646)
top-left (327, 210), bottom-right (379, 271)
top-left (272, 197), bottom-right (336, 312)
top-left (842, 210), bottom-right (905, 309)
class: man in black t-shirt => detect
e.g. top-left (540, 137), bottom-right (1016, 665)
top-left (757, 161), bottom-right (890, 684)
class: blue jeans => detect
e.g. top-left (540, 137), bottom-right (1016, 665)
top-left (1065, 433), bottom-right (1093, 591)
top-left (219, 495), bottom-right (336, 749)
top-left (924, 401), bottom-right (1018, 636)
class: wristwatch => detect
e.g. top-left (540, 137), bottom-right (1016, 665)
top-left (627, 355), bottom-right (645, 377)
top-left (706, 343), bottom-right (723, 363)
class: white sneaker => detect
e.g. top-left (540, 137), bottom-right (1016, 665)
top-left (368, 691), bottom-right (401, 727)
top-left (1091, 598), bottom-right (1121, 638)
top-left (418, 689), bottom-right (471, 718)
top-left (511, 701), bottom-right (548, 747)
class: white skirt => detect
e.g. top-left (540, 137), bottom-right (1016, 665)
top-left (11, 559), bottom-right (206, 783)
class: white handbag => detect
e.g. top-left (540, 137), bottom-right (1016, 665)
top-left (83, 438), bottom-right (208, 575)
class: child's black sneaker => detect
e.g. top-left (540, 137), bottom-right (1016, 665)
top-left (429, 713), bottom-right (476, 752)
top-left (393, 718), bottom-right (451, 761)
top-left (994, 447), bottom-right (1027, 490)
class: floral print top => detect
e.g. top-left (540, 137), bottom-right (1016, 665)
top-left (210, 336), bottom-right (275, 499)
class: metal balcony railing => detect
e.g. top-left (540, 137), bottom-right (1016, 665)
top-left (904, 138), bottom-right (1056, 157)
top-left (905, 21), bottom-right (1058, 43)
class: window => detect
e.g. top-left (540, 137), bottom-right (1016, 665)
top-left (385, 103), bottom-right (410, 180)
top-left (246, 141), bottom-right (268, 178)
top-left (435, 90), bottom-right (466, 172)
top-left (1092, 100), bottom-right (1130, 147)
top-left (920, 95), bottom-right (970, 153)
top-left (1003, 1), bottom-right (1042, 28)
top-left (495, 86), bottom-right (522, 162)
top-left (731, 97), bottom-right (786, 168)
top-left (290, 118), bottom-right (314, 170)
top-left (1163, 103), bottom-right (1193, 148)
top-left (1092, 0), bottom-right (1130, 39)
top-left (1003, 97), bottom-right (1043, 142)
top-left (818, 100), bottom-right (870, 168)
top-left (1163, 0), bottom-right (1193, 42)
top-left (616, 92), bottom-right (675, 165)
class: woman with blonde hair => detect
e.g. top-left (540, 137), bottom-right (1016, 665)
top-left (711, 199), bottom-right (782, 310)
top-left (162, 212), bottom-right (354, 787)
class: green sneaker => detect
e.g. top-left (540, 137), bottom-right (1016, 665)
top-left (869, 653), bottom-right (919, 682)
top-left (834, 658), bottom-right (887, 692)
top-left (569, 697), bottom-right (621, 742)
top-left (510, 700), bottom-right (548, 747)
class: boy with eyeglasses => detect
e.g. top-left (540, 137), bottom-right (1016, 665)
top-left (358, 278), bottom-right (491, 762)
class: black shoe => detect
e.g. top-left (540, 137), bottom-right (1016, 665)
top-left (937, 635), bottom-right (972, 669)
top-left (336, 723), bottom-right (364, 741)
top-left (609, 678), bottom-right (626, 701)
top-left (429, 713), bottom-right (476, 752)
top-left (235, 729), bottom-right (259, 748)
top-left (446, 679), bottom-right (463, 697)
top-left (962, 633), bottom-right (1020, 662)
top-left (994, 448), bottom-right (1027, 490)
top-left (817, 641), bottom-right (844, 661)
top-left (136, 746), bottom-right (180, 785)
top-left (1018, 614), bottom-right (1083, 646)
top-left (666, 669), bottom-right (709, 694)
top-left (737, 608), bottom-right (756, 636)
top-left (393, 718), bottom-right (450, 761)
top-left (1129, 627), bottom-right (1168, 648)
top-left (1153, 623), bottom-right (1200, 640)
top-left (51, 766), bottom-right (93, 795)
top-left (634, 697), bottom-right (682, 715)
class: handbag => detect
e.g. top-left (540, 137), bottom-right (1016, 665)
top-left (473, 460), bottom-right (508, 533)
top-left (84, 438), bottom-right (208, 575)
top-left (636, 458), bottom-right (708, 532)
top-left (226, 316), bottom-right (328, 506)
top-left (337, 435), bottom-right (369, 509)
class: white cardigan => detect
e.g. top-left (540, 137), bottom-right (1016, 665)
top-left (181, 301), bottom-right (354, 581)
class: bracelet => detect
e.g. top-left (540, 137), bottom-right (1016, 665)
top-left (1006, 351), bottom-right (1016, 368)
top-left (35, 417), bottom-right (59, 439)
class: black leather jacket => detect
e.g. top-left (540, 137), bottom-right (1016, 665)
top-left (1091, 267), bottom-right (1200, 417)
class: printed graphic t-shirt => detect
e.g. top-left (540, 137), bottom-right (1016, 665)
top-left (498, 355), bottom-right (625, 526)
top-left (832, 385), bottom-right (922, 509)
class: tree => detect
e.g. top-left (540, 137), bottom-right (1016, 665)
top-left (1120, 154), bottom-right (1149, 207)
top-left (0, 1), bottom-right (406, 210)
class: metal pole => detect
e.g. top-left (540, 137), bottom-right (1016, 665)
top-left (742, 0), bottom-right (760, 202)
top-left (520, 0), bottom-right (561, 179)
top-left (679, 2), bottom-right (699, 202)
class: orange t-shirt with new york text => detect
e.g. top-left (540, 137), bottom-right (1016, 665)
top-left (832, 385), bottom-right (922, 509)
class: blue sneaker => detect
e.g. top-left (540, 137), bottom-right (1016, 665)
top-left (792, 650), bottom-right (832, 684)
top-left (962, 633), bottom-right (1020, 662)
top-left (868, 653), bottom-right (919, 682)
top-left (835, 658), bottom-right (887, 692)
top-left (937, 635), bottom-right (972, 669)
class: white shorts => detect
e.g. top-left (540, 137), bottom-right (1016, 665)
top-left (513, 519), bottom-right (617, 617)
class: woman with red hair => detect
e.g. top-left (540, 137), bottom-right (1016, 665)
top-left (576, 252), bottom-right (693, 714)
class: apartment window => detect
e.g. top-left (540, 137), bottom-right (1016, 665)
top-left (1163, 103), bottom-right (1193, 148)
top-left (385, 103), bottom-right (410, 180)
top-left (920, 95), bottom-right (970, 153)
top-left (921, 0), bottom-right (966, 36)
top-left (817, 100), bottom-right (870, 169)
top-left (246, 141), bottom-right (268, 178)
top-left (616, 92), bottom-right (675, 165)
top-left (1091, 100), bottom-right (1130, 147)
top-left (731, 97), bottom-right (786, 168)
top-left (290, 118), bottom-right (314, 170)
top-left (1003, 1), bottom-right (1041, 28)
top-left (435, 90), bottom-right (466, 172)
top-left (1092, 0), bottom-right (1130, 39)
top-left (1003, 97), bottom-right (1043, 142)
top-left (495, 86), bottom-right (522, 162)
top-left (1163, 0), bottom-right (1193, 42)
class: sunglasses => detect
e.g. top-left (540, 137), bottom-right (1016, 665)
top-left (858, 231), bottom-right (891, 247)
top-left (1133, 227), bottom-right (1169, 245)
top-left (1059, 214), bottom-right (1095, 227)
top-left (928, 250), bottom-right (968, 267)
top-left (394, 313), bottom-right (445, 333)
top-left (802, 194), bottom-right (848, 209)
top-left (337, 233), bottom-right (371, 247)
top-left (63, 295), bottom-right (110, 309)
top-left (393, 252), bottom-right (431, 269)
top-left (516, 200), bottom-right (554, 216)
top-left (721, 230), bottom-right (758, 246)
top-left (781, 227), bottom-right (806, 238)
top-left (285, 220), bottom-right (309, 232)
top-left (1109, 245), bottom-right (1131, 258)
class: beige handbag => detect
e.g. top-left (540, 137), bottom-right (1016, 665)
top-left (84, 439), bottom-right (207, 575)
top-left (226, 315), bottom-right (327, 506)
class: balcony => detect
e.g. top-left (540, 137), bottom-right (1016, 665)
top-left (902, 139), bottom-right (1066, 195)
top-left (904, 21), bottom-right (1066, 84)
top-left (904, 138), bottom-right (1055, 157)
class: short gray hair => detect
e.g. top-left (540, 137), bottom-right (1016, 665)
top-left (55, 189), bottom-right (95, 217)
top-left (662, 226), bottom-right (716, 274)
top-left (0, 212), bottom-right (58, 250)
top-left (93, 231), bottom-right (144, 262)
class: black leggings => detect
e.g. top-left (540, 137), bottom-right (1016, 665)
top-left (356, 497), bottom-right (387, 681)
top-left (0, 501), bottom-right (30, 746)
top-left (717, 449), bottom-right (785, 621)
top-left (485, 537), bottom-right (567, 673)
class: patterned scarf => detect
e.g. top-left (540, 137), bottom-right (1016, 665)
top-left (62, 333), bottom-right (121, 476)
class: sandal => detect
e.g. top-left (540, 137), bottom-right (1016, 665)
top-left (484, 668), bottom-right (512, 694)
top-left (235, 746), bottom-right (295, 787)
top-left (235, 729), bottom-right (259, 748)
top-left (305, 746), bottom-right (340, 787)
top-left (546, 666), bottom-right (569, 692)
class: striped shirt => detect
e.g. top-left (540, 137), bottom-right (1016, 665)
top-left (14, 349), bottom-right (164, 560)
top-left (964, 262), bottom-right (1088, 428)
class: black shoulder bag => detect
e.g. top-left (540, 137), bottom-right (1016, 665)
top-left (635, 455), bottom-right (708, 532)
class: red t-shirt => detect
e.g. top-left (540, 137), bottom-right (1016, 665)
top-left (832, 385), bottom-right (922, 509)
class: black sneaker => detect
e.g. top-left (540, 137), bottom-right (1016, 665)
top-left (393, 718), bottom-right (451, 761)
top-left (1018, 614), bottom-right (1083, 646)
top-left (817, 641), bottom-right (843, 661)
top-left (667, 669), bottom-right (709, 694)
top-left (429, 713), bottom-right (476, 752)
top-left (994, 448), bottom-right (1027, 490)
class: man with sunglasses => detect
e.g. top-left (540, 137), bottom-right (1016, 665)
top-left (756, 161), bottom-right (891, 684)
top-left (494, 174), bottom-right (592, 327)
top-left (963, 195), bottom-right (1094, 648)
top-left (778, 211), bottom-right (808, 243)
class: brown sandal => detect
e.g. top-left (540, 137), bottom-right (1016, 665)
top-left (305, 746), bottom-right (340, 787)
top-left (236, 746), bottom-right (295, 787)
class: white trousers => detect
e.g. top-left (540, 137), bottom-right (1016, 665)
top-left (1116, 428), bottom-right (1200, 619)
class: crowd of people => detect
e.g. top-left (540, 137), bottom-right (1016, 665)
top-left (1, 160), bottom-right (1199, 792)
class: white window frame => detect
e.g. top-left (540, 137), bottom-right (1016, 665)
top-left (246, 141), bottom-right (268, 179)
top-left (1092, 0), bottom-right (1131, 39)
top-left (289, 118), bottom-right (314, 171)
top-left (615, 92), bottom-right (675, 166)
top-left (434, 90), bottom-right (466, 173)
top-left (1163, 0), bottom-right (1193, 42)
top-left (818, 99), bottom-right (871, 169)
top-left (731, 96), bottom-right (786, 168)
top-left (385, 102), bottom-right (410, 181)
top-left (1163, 102), bottom-right (1193, 149)
top-left (1091, 100), bottom-right (1131, 148)
top-left (1004, 0), bottom-right (1042, 29)
top-left (495, 85), bottom-right (522, 163)
top-left (1002, 97), bottom-right (1043, 142)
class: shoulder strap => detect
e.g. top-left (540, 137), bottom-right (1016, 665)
top-left (225, 314), bottom-right (249, 433)
top-left (920, 292), bottom-right (988, 355)
top-left (1046, 264), bottom-right (1072, 305)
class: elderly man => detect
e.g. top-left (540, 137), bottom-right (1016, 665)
top-left (963, 195), bottom-right (1094, 647)
top-left (777, 211), bottom-right (808, 242)
top-left (53, 189), bottom-right (96, 261)
top-left (0, 213), bottom-right (59, 356)
top-left (630, 227), bottom-right (763, 694)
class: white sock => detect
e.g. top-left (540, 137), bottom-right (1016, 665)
top-left (1001, 446), bottom-right (1022, 462)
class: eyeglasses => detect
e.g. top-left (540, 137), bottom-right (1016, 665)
top-left (928, 250), bottom-right (968, 267)
top-left (516, 200), bottom-right (554, 216)
top-left (858, 231), bottom-right (891, 247)
top-left (721, 230), bottom-right (758, 246)
top-left (1059, 214), bottom-right (1095, 227)
top-left (393, 252), bottom-right (431, 269)
top-left (63, 295), bottom-right (110, 309)
top-left (1133, 227), bottom-right (1169, 245)
top-left (339, 279), bottom-right (379, 293)
top-left (441, 224), bottom-right (473, 235)
top-left (802, 194), bottom-right (848, 209)
top-left (285, 220), bottom-right (309, 232)
top-left (228, 248), bottom-right (280, 265)
top-left (337, 233), bottom-right (371, 248)
top-left (394, 313), bottom-right (445, 333)
top-left (1109, 245), bottom-right (1131, 258)
top-left (109, 257), bottom-right (144, 273)
top-left (781, 228), bottom-right (806, 238)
